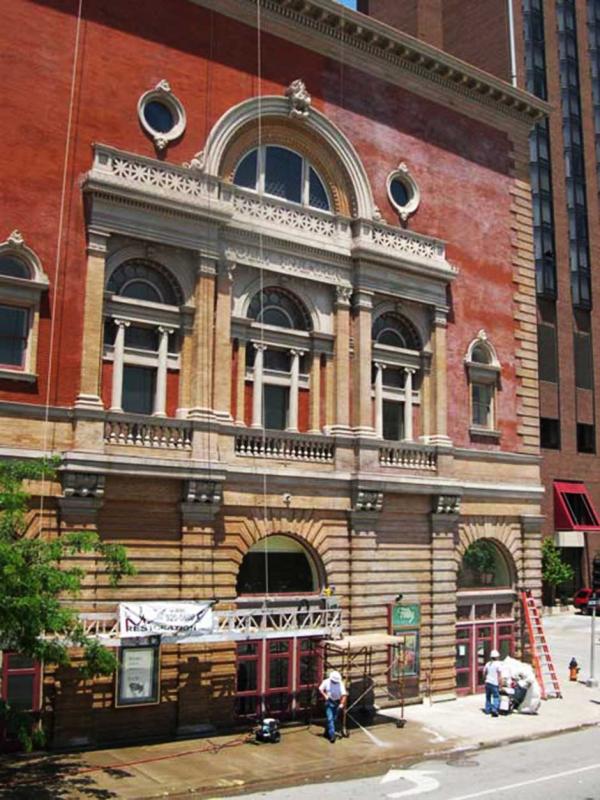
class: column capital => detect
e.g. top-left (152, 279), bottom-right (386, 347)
top-left (335, 285), bottom-right (353, 307)
top-left (219, 259), bottom-right (236, 282)
top-left (404, 366), bottom-right (416, 375)
top-left (252, 342), bottom-right (268, 352)
top-left (158, 325), bottom-right (175, 336)
top-left (352, 289), bottom-right (374, 310)
top-left (289, 348), bottom-right (305, 358)
top-left (433, 306), bottom-right (449, 327)
top-left (374, 361), bottom-right (387, 371)
top-left (86, 228), bottom-right (110, 256)
top-left (113, 318), bottom-right (131, 329)
top-left (197, 255), bottom-right (218, 277)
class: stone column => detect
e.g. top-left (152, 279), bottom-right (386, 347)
top-left (404, 368), bottom-right (415, 441)
top-left (431, 307), bottom-right (451, 445)
top-left (430, 495), bottom-right (461, 702)
top-left (154, 326), bottom-right (172, 417)
top-left (287, 349), bottom-right (303, 432)
top-left (76, 229), bottom-right (109, 410)
top-left (188, 256), bottom-right (216, 421)
top-left (235, 340), bottom-right (247, 425)
top-left (251, 344), bottom-right (266, 428)
top-left (110, 319), bottom-right (130, 412)
top-left (353, 290), bottom-right (375, 436)
top-left (309, 352), bottom-right (321, 433)
top-left (213, 260), bottom-right (235, 421)
top-left (374, 362), bottom-right (385, 438)
top-left (332, 285), bottom-right (352, 432)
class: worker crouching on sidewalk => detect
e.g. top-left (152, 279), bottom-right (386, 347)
top-left (483, 649), bottom-right (502, 717)
top-left (319, 670), bottom-right (348, 743)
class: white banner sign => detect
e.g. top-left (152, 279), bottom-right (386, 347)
top-left (119, 601), bottom-right (214, 639)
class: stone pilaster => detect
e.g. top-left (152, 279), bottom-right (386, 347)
top-left (352, 289), bottom-right (375, 436)
top-left (520, 514), bottom-right (544, 602)
top-left (213, 260), bottom-right (234, 421)
top-left (308, 352), bottom-right (321, 433)
top-left (332, 285), bottom-right (352, 433)
top-left (429, 306), bottom-right (451, 446)
top-left (430, 494), bottom-right (461, 701)
top-left (188, 256), bottom-right (216, 421)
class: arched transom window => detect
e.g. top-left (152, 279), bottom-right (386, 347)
top-left (372, 312), bottom-right (421, 351)
top-left (104, 259), bottom-right (183, 416)
top-left (248, 287), bottom-right (312, 331)
top-left (236, 535), bottom-right (320, 595)
top-left (234, 145), bottom-right (331, 212)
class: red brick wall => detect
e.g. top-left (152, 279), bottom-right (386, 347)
top-left (2, 0), bottom-right (520, 451)
top-left (358, 0), bottom-right (444, 49)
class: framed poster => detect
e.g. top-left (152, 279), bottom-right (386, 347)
top-left (390, 631), bottom-right (420, 679)
top-left (116, 640), bottom-right (160, 707)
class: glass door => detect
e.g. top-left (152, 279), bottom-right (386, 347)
top-left (1, 653), bottom-right (41, 751)
top-left (455, 627), bottom-right (472, 695)
top-left (475, 624), bottom-right (493, 691)
top-left (264, 639), bottom-right (292, 717)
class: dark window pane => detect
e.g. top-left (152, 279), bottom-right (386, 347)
top-left (268, 658), bottom-right (289, 689)
top-left (309, 168), bottom-right (330, 210)
top-left (262, 307), bottom-right (293, 329)
top-left (269, 640), bottom-right (289, 654)
top-left (236, 660), bottom-right (257, 692)
top-left (122, 365), bottom-right (156, 415)
top-left (472, 383), bottom-right (493, 427)
top-left (538, 324), bottom-right (558, 382)
top-left (390, 178), bottom-right (410, 207)
top-left (0, 256), bottom-right (29, 279)
top-left (540, 417), bottom-right (560, 449)
top-left (121, 280), bottom-right (163, 303)
top-left (234, 149), bottom-right (258, 190)
top-left (125, 326), bottom-right (159, 352)
top-left (382, 368), bottom-right (405, 388)
top-left (235, 695), bottom-right (258, 716)
top-left (264, 384), bottom-right (288, 430)
top-left (6, 674), bottom-right (35, 712)
top-left (265, 146), bottom-right (302, 203)
top-left (107, 260), bottom-right (180, 306)
top-left (383, 400), bottom-right (404, 441)
top-left (237, 552), bottom-right (315, 594)
top-left (0, 305), bottom-right (27, 366)
top-left (7, 655), bottom-right (36, 670)
top-left (577, 423), bottom-right (596, 454)
top-left (471, 344), bottom-right (491, 364)
top-left (564, 491), bottom-right (598, 525)
top-left (299, 655), bottom-right (318, 686)
top-left (574, 332), bottom-right (593, 389)
top-left (143, 100), bottom-right (174, 133)
top-left (237, 642), bottom-right (258, 656)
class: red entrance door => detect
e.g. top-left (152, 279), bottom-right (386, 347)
top-left (235, 637), bottom-right (322, 720)
top-left (1, 653), bottom-right (42, 751)
top-left (456, 621), bottom-right (515, 695)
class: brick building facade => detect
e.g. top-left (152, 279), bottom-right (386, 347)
top-left (360, 0), bottom-right (600, 594)
top-left (0, 0), bottom-right (545, 748)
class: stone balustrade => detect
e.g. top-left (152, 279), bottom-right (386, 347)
top-left (104, 415), bottom-right (192, 450)
top-left (379, 442), bottom-right (438, 470)
top-left (235, 431), bottom-right (335, 462)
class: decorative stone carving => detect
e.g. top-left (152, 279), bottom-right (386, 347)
top-left (434, 495), bottom-right (461, 515)
top-left (59, 473), bottom-right (105, 524)
top-left (181, 480), bottom-right (223, 524)
top-left (349, 487), bottom-right (383, 534)
top-left (184, 151), bottom-right (205, 171)
top-left (335, 285), bottom-right (353, 306)
top-left (285, 79), bottom-right (311, 118)
top-left (138, 80), bottom-right (187, 152)
top-left (354, 490), bottom-right (383, 513)
top-left (7, 229), bottom-right (24, 247)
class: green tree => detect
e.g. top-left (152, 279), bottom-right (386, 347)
top-left (0, 458), bottom-right (134, 675)
top-left (541, 537), bottom-right (574, 606)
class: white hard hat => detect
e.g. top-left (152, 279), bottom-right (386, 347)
top-left (490, 649), bottom-right (500, 659)
top-left (329, 670), bottom-right (342, 683)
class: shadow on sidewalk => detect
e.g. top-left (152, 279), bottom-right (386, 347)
top-left (0, 754), bottom-right (126, 799)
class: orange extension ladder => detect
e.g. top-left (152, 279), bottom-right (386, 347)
top-left (521, 590), bottom-right (562, 699)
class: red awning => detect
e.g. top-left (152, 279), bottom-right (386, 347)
top-left (554, 481), bottom-right (600, 531)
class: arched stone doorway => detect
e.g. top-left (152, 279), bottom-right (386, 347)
top-left (234, 535), bottom-right (325, 720)
top-left (456, 539), bottom-right (517, 694)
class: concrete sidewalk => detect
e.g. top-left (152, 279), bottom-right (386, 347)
top-left (1, 613), bottom-right (599, 800)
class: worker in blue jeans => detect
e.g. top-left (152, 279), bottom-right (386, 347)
top-left (319, 670), bottom-right (348, 743)
top-left (483, 649), bottom-right (502, 717)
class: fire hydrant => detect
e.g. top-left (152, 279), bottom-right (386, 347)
top-left (569, 657), bottom-right (580, 681)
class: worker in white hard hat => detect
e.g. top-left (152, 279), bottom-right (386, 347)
top-left (319, 669), bottom-right (348, 743)
top-left (483, 649), bottom-right (502, 717)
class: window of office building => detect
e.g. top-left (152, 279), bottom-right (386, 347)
top-left (524, 0), bottom-right (558, 298)
top-left (540, 417), bottom-right (561, 449)
top-left (577, 422), bottom-right (596, 453)
top-left (574, 310), bottom-right (594, 390)
top-left (587, 1), bottom-right (600, 190)
top-left (557, 0), bottom-right (592, 308)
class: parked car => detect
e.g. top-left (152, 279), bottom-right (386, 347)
top-left (573, 588), bottom-right (594, 613)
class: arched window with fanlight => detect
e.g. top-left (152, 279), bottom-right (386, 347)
top-left (464, 332), bottom-right (501, 436)
top-left (234, 145), bottom-right (331, 212)
top-left (104, 259), bottom-right (183, 416)
top-left (372, 312), bottom-right (422, 442)
top-left (245, 287), bottom-right (312, 431)
top-left (0, 231), bottom-right (48, 381)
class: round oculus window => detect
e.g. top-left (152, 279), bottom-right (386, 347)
top-left (386, 164), bottom-right (420, 221)
top-left (138, 81), bottom-right (186, 151)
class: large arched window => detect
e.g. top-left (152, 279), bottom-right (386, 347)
top-left (458, 540), bottom-right (512, 589)
top-left (236, 535), bottom-right (320, 595)
top-left (104, 259), bottom-right (183, 416)
top-left (248, 287), bottom-right (312, 332)
top-left (372, 312), bottom-right (422, 442)
top-left (234, 145), bottom-right (331, 211)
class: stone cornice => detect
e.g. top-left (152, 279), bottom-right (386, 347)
top-left (189, 0), bottom-right (549, 125)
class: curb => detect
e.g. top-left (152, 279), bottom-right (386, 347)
top-left (163, 719), bottom-right (600, 800)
